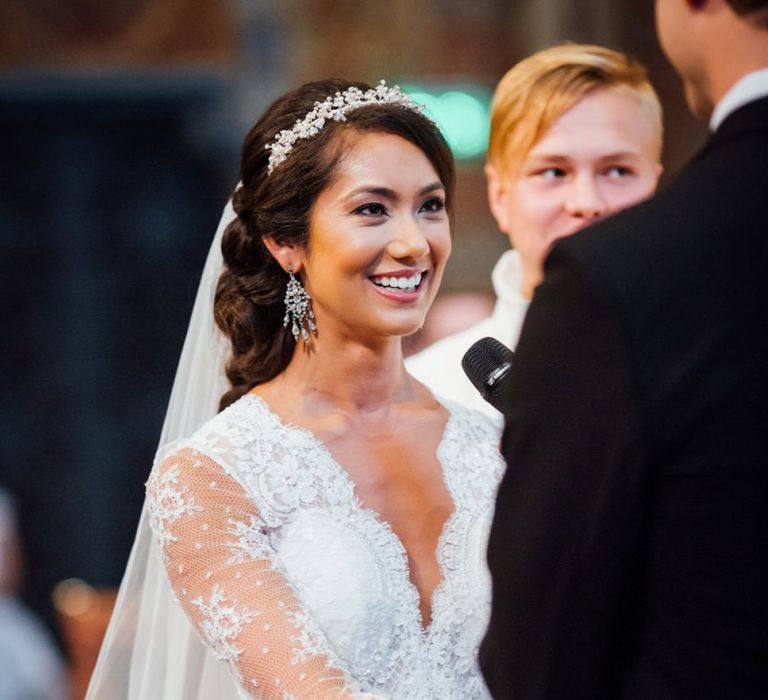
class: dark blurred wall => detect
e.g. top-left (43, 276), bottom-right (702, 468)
top-left (0, 0), bottom-right (241, 642)
top-left (0, 0), bottom-right (234, 67)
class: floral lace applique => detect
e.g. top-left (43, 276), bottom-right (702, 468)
top-left (226, 516), bottom-right (273, 564)
top-left (146, 462), bottom-right (203, 548)
top-left (286, 608), bottom-right (343, 666)
top-left (191, 584), bottom-right (257, 664)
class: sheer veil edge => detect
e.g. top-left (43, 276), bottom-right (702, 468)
top-left (85, 199), bottom-right (242, 699)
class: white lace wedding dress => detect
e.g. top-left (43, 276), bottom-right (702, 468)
top-left (144, 393), bottom-right (504, 699)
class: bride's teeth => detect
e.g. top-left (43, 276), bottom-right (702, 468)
top-left (372, 272), bottom-right (423, 290)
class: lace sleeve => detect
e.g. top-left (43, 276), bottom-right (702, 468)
top-left (146, 446), bottom-right (383, 700)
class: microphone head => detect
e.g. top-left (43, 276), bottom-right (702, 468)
top-left (461, 337), bottom-right (514, 407)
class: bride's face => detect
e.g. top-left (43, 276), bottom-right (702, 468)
top-left (301, 130), bottom-right (451, 343)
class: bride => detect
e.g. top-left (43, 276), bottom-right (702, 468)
top-left (86, 78), bottom-right (505, 700)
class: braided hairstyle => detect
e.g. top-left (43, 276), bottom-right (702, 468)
top-left (214, 79), bottom-right (455, 410)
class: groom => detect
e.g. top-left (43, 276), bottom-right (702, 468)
top-left (480, 1), bottom-right (768, 698)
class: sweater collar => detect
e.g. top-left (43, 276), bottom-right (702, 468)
top-left (491, 250), bottom-right (530, 320)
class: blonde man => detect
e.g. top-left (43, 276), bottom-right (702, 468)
top-left (407, 43), bottom-right (663, 421)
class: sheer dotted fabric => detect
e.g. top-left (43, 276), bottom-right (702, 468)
top-left (146, 394), bottom-right (504, 699)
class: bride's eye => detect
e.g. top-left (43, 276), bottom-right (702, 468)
top-left (353, 202), bottom-right (388, 217)
top-left (419, 196), bottom-right (446, 214)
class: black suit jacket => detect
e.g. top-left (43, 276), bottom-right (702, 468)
top-left (480, 97), bottom-right (768, 699)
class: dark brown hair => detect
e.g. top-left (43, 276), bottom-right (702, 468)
top-left (726, 0), bottom-right (768, 26)
top-left (214, 79), bottom-right (455, 410)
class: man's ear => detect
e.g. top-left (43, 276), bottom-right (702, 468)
top-left (485, 163), bottom-right (511, 234)
top-left (262, 235), bottom-right (304, 273)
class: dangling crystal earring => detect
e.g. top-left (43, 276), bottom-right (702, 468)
top-left (283, 265), bottom-right (317, 344)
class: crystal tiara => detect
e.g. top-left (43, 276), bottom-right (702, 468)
top-left (265, 80), bottom-right (425, 175)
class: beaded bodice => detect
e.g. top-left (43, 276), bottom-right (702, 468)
top-left (146, 393), bottom-right (504, 699)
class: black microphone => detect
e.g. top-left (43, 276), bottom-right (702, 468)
top-left (461, 337), bottom-right (514, 413)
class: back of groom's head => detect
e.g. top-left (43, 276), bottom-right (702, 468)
top-left (655, 0), bottom-right (768, 120)
top-left (726, 0), bottom-right (768, 26)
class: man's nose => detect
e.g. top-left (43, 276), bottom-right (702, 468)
top-left (564, 177), bottom-right (608, 219)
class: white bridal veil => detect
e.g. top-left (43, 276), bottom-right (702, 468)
top-left (86, 199), bottom-right (245, 699)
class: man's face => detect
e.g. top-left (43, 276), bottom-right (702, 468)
top-left (487, 86), bottom-right (662, 297)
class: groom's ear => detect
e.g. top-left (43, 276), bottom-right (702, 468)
top-left (262, 235), bottom-right (305, 273)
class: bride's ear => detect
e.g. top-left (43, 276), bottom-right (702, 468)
top-left (262, 235), bottom-right (305, 273)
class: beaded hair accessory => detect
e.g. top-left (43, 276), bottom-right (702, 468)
top-left (265, 80), bottom-right (424, 175)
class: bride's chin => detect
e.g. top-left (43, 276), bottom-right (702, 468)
top-left (337, 307), bottom-right (427, 344)
top-left (375, 321), bottom-right (425, 343)
top-left (392, 314), bottom-right (427, 337)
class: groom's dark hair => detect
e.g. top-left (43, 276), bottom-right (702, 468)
top-left (726, 0), bottom-right (768, 27)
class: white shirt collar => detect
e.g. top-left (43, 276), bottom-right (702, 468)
top-left (487, 249), bottom-right (530, 348)
top-left (491, 249), bottom-right (525, 304)
top-left (710, 67), bottom-right (768, 131)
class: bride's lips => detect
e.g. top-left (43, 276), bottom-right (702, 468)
top-left (368, 269), bottom-right (427, 301)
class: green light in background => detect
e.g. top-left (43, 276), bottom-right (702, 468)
top-left (404, 84), bottom-right (491, 160)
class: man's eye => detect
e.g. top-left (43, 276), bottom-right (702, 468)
top-left (420, 197), bottom-right (446, 214)
top-left (354, 203), bottom-right (388, 216)
top-left (537, 167), bottom-right (566, 179)
top-left (605, 165), bottom-right (634, 177)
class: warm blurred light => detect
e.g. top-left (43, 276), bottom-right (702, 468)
top-left (53, 579), bottom-right (118, 700)
top-left (404, 84), bottom-right (491, 160)
top-left (53, 578), bottom-right (99, 620)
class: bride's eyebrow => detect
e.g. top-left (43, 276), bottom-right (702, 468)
top-left (346, 186), bottom-right (398, 200)
top-left (419, 181), bottom-right (446, 196)
top-left (345, 182), bottom-right (444, 200)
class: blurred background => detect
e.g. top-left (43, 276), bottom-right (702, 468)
top-left (0, 1), bottom-right (707, 697)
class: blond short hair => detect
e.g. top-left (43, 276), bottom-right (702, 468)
top-left (487, 43), bottom-right (663, 174)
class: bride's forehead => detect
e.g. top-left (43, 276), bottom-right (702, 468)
top-left (329, 131), bottom-right (433, 179)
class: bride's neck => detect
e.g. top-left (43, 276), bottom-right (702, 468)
top-left (278, 334), bottom-right (413, 414)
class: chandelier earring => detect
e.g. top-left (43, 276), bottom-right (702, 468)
top-left (283, 265), bottom-right (317, 345)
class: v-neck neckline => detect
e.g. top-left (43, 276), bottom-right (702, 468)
top-left (242, 392), bottom-right (458, 636)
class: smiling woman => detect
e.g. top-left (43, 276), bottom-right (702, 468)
top-left (289, 132), bottom-right (451, 342)
top-left (214, 80), bottom-right (455, 410)
top-left (86, 79), bottom-right (506, 700)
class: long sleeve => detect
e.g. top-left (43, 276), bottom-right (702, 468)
top-left (479, 244), bottom-right (649, 699)
top-left (146, 446), bottom-right (383, 700)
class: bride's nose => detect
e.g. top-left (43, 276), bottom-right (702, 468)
top-left (387, 216), bottom-right (429, 260)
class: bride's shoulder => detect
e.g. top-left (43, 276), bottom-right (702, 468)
top-left (441, 398), bottom-right (503, 445)
top-left (437, 399), bottom-right (505, 491)
top-left (194, 393), bottom-right (281, 445)
top-left (438, 400), bottom-right (503, 468)
top-left (151, 394), bottom-right (282, 477)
